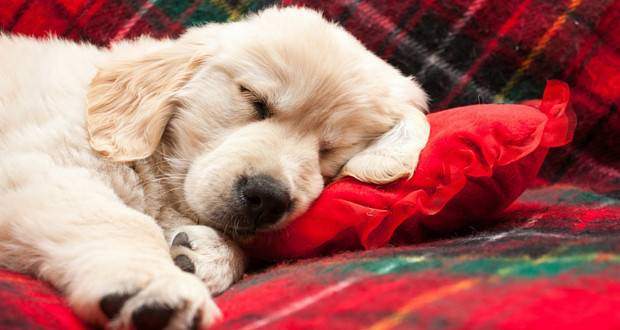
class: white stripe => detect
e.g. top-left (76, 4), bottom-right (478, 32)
top-left (240, 277), bottom-right (360, 330)
top-left (442, 0), bottom-right (487, 51)
top-left (396, 32), bottom-right (493, 100)
top-left (418, 0), bottom-right (488, 78)
top-left (355, 1), bottom-right (493, 100)
top-left (237, 255), bottom-right (431, 330)
top-left (238, 260), bottom-right (414, 330)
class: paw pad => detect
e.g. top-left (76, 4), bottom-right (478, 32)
top-left (172, 232), bottom-right (192, 248)
top-left (100, 292), bottom-right (135, 319)
top-left (132, 303), bottom-right (175, 330)
top-left (174, 254), bottom-right (196, 274)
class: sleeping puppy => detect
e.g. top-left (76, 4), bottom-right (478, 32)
top-left (0, 6), bottom-right (428, 330)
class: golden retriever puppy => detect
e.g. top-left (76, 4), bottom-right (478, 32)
top-left (0, 6), bottom-right (428, 330)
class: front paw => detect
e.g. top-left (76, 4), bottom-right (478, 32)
top-left (169, 226), bottom-right (246, 295)
top-left (98, 271), bottom-right (220, 330)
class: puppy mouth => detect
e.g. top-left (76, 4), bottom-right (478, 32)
top-left (200, 214), bottom-right (284, 238)
top-left (220, 224), bottom-right (258, 237)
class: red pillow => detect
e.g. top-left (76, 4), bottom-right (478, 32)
top-left (244, 81), bottom-right (575, 261)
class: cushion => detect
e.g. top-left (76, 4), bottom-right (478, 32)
top-left (245, 80), bottom-right (575, 260)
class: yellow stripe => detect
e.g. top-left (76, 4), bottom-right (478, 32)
top-left (367, 279), bottom-right (479, 330)
top-left (211, 0), bottom-right (252, 21)
top-left (494, 0), bottom-right (582, 102)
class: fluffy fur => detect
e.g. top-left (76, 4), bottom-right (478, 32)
top-left (0, 7), bottom-right (428, 330)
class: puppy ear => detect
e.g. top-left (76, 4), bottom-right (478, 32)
top-left (341, 109), bottom-right (430, 184)
top-left (86, 43), bottom-right (204, 161)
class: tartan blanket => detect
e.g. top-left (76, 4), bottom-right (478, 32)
top-left (1, 0), bottom-right (618, 329)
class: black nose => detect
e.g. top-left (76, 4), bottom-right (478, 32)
top-left (236, 175), bottom-right (291, 229)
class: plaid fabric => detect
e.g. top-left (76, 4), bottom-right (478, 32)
top-left (215, 187), bottom-right (620, 329)
top-left (0, 270), bottom-right (85, 329)
top-left (286, 0), bottom-right (620, 197)
top-left (214, 184), bottom-right (620, 329)
top-left (1, 0), bottom-right (619, 329)
top-left (0, 0), bottom-right (276, 45)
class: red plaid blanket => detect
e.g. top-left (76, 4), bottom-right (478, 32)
top-left (1, 0), bottom-right (618, 329)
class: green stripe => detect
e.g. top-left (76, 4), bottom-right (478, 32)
top-left (333, 251), bottom-right (620, 278)
top-left (157, 0), bottom-right (194, 19)
top-left (519, 186), bottom-right (619, 205)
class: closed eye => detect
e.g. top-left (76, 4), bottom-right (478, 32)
top-left (240, 86), bottom-right (271, 120)
top-left (252, 99), bottom-right (270, 120)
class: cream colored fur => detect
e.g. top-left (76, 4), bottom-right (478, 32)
top-left (0, 7), bottom-right (428, 330)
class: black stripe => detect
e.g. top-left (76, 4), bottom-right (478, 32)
top-left (335, 0), bottom-right (360, 26)
top-left (50, 0), bottom-right (72, 20)
top-left (7, 0), bottom-right (34, 31)
top-left (550, 103), bottom-right (618, 183)
top-left (376, 0), bottom-right (421, 56)
top-left (62, 0), bottom-right (96, 37)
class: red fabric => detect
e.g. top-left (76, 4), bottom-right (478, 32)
top-left (0, 1), bottom-right (616, 329)
top-left (246, 80), bottom-right (575, 261)
top-left (0, 270), bottom-right (85, 330)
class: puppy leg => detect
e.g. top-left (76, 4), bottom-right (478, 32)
top-left (342, 109), bottom-right (430, 184)
top-left (166, 225), bottom-right (246, 295)
top-left (0, 159), bottom-right (219, 329)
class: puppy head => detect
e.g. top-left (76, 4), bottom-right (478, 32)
top-left (86, 7), bottom-right (428, 235)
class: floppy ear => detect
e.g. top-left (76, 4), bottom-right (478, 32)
top-left (341, 109), bottom-right (430, 184)
top-left (86, 43), bottom-right (205, 161)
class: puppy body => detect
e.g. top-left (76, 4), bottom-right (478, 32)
top-left (0, 7), bottom-right (429, 329)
